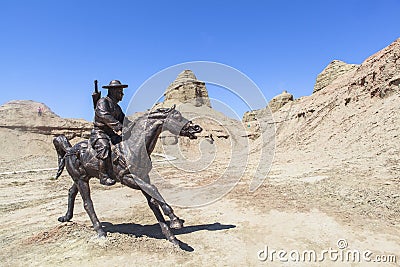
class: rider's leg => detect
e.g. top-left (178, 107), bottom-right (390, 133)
top-left (98, 157), bottom-right (116, 186)
top-left (94, 138), bottom-right (116, 186)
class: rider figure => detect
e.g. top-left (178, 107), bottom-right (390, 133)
top-left (90, 80), bottom-right (128, 186)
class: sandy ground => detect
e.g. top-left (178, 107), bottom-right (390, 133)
top-left (1, 153), bottom-right (399, 267)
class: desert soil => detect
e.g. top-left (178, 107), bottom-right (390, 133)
top-left (1, 151), bottom-right (399, 267)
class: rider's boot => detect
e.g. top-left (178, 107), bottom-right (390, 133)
top-left (99, 157), bottom-right (116, 186)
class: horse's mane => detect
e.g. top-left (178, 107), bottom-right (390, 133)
top-left (124, 108), bottom-right (172, 136)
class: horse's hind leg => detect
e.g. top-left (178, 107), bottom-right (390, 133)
top-left (76, 179), bottom-right (106, 237)
top-left (58, 183), bottom-right (78, 222)
top-left (142, 191), bottom-right (179, 246)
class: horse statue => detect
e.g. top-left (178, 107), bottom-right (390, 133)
top-left (53, 105), bottom-right (202, 246)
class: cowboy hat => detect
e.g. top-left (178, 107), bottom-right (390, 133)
top-left (102, 80), bottom-right (128, 89)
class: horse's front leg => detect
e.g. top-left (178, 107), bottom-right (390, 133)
top-left (142, 175), bottom-right (184, 229)
top-left (155, 197), bottom-right (184, 230)
top-left (58, 183), bottom-right (78, 222)
top-left (76, 179), bottom-right (106, 237)
top-left (121, 175), bottom-right (180, 245)
top-left (124, 174), bottom-right (184, 229)
top-left (142, 191), bottom-right (179, 246)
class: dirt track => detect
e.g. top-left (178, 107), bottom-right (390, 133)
top-left (1, 154), bottom-right (399, 267)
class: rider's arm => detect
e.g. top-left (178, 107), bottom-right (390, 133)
top-left (95, 98), bottom-right (123, 132)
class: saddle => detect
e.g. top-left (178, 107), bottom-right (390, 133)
top-left (74, 140), bottom-right (128, 176)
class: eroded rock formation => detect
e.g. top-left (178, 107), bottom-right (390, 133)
top-left (162, 70), bottom-right (211, 108)
top-left (313, 60), bottom-right (359, 93)
top-left (0, 100), bottom-right (92, 139)
top-left (268, 90), bottom-right (294, 113)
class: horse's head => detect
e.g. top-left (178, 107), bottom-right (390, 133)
top-left (152, 105), bottom-right (202, 139)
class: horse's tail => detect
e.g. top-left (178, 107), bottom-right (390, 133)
top-left (53, 135), bottom-right (72, 179)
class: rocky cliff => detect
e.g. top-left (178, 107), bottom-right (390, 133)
top-left (159, 70), bottom-right (211, 108)
top-left (268, 90), bottom-right (294, 113)
top-left (150, 70), bottom-right (252, 170)
top-left (313, 60), bottom-right (359, 93)
top-left (250, 38), bottom-right (400, 180)
top-left (0, 100), bottom-right (92, 139)
top-left (243, 90), bottom-right (294, 123)
top-left (0, 100), bottom-right (92, 161)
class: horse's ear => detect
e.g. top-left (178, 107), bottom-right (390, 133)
top-left (162, 104), bottom-right (176, 113)
top-left (156, 104), bottom-right (176, 114)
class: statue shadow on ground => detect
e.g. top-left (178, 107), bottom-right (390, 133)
top-left (102, 221), bottom-right (236, 252)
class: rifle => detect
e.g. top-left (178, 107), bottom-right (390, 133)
top-left (92, 80), bottom-right (101, 109)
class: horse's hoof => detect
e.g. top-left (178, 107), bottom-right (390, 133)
top-left (167, 234), bottom-right (180, 247)
top-left (100, 177), bottom-right (116, 186)
top-left (58, 216), bottom-right (69, 222)
top-left (168, 237), bottom-right (180, 247)
top-left (98, 229), bottom-right (107, 238)
top-left (170, 218), bottom-right (184, 229)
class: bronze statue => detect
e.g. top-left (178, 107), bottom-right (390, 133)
top-left (90, 80), bottom-right (128, 186)
top-left (53, 103), bottom-right (202, 246)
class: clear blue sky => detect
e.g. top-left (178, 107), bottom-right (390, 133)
top-left (1, 0), bottom-right (399, 121)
